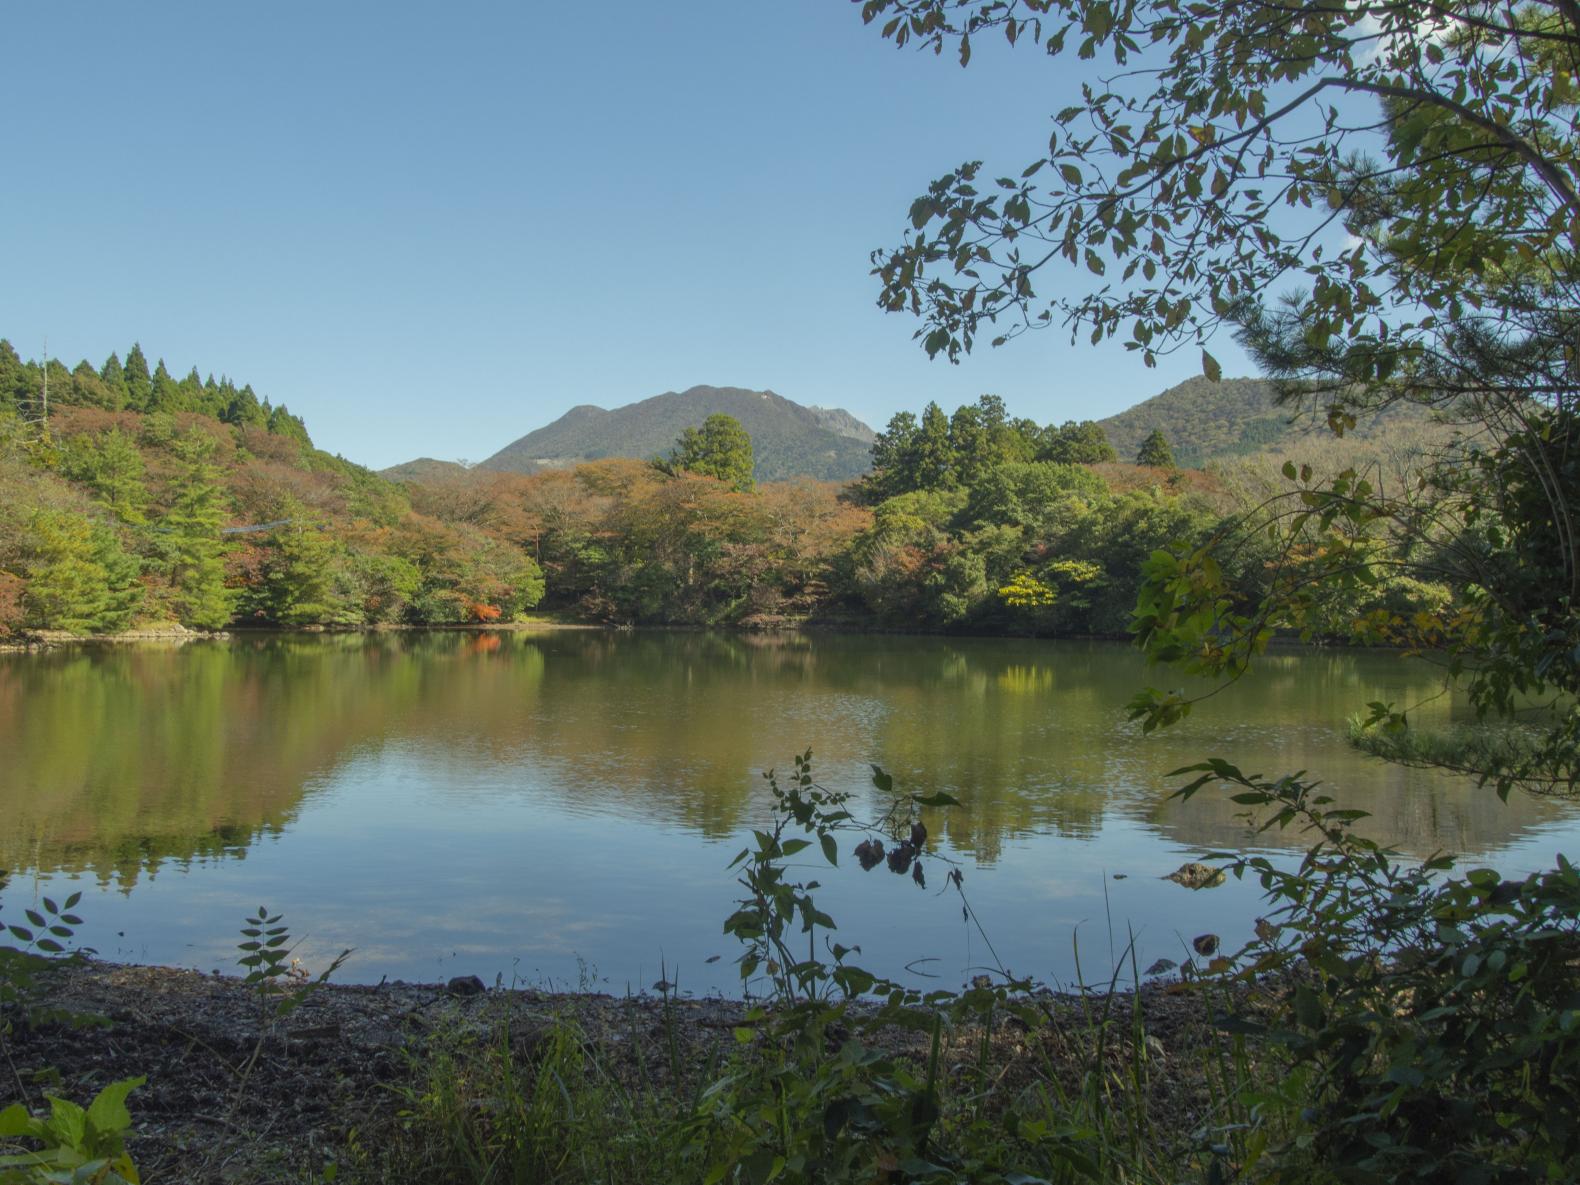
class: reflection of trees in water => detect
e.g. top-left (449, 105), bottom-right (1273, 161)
top-left (0, 634), bottom-right (1569, 886)
top-left (1141, 757), bottom-right (1570, 861)
top-left (0, 637), bottom-right (426, 886)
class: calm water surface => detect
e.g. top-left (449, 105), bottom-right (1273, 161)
top-left (4, 632), bottom-right (1577, 993)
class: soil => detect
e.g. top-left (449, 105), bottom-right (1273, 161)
top-left (2, 959), bottom-right (1242, 1183)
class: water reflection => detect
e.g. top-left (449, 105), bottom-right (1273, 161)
top-left (2, 632), bottom-right (1575, 985)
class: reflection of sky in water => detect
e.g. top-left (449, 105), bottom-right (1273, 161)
top-left (3, 633), bottom-right (1578, 993)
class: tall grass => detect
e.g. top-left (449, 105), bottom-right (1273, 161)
top-left (347, 946), bottom-right (1279, 1185)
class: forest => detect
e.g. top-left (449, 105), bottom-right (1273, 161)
top-left (0, 342), bottom-right (1452, 642)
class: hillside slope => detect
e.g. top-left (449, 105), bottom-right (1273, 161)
top-left (476, 386), bottom-right (875, 482)
top-left (1098, 376), bottom-right (1437, 467)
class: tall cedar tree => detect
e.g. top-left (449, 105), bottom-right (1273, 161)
top-left (159, 430), bottom-right (233, 628)
top-left (1136, 429), bottom-right (1175, 469)
top-left (122, 344), bottom-right (152, 412)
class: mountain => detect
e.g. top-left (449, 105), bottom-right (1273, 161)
top-left (380, 457), bottom-right (472, 483)
top-left (1096, 376), bottom-right (1439, 468)
top-left (472, 386), bottom-right (875, 482)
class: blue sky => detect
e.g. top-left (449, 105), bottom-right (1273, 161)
top-left (3, 1), bottom-right (1253, 469)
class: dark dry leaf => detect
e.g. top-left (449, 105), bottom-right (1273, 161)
top-left (886, 843), bottom-right (915, 875)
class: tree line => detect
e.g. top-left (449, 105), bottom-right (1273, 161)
top-left (0, 338), bottom-right (1450, 642)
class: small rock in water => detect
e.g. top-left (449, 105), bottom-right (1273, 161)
top-left (1165, 862), bottom-right (1226, 889)
top-left (446, 974), bottom-right (487, 997)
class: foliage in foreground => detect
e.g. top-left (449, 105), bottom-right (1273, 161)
top-left (375, 755), bottom-right (1225, 1185)
top-left (1173, 760), bottom-right (1580, 1184)
top-left (0, 1078), bottom-right (144, 1185)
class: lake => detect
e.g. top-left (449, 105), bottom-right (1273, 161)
top-left (3, 631), bottom-right (1577, 995)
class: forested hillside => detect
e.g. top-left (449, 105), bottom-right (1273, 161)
top-left (474, 385), bottom-right (875, 482)
top-left (1097, 375), bottom-right (1439, 467)
top-left (0, 340), bottom-right (545, 635)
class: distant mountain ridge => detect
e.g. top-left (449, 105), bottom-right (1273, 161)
top-left (472, 385), bottom-right (876, 482)
top-left (381, 376), bottom-right (1442, 487)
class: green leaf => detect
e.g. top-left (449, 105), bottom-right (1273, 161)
top-left (46, 1096), bottom-right (88, 1151)
top-left (0, 1102), bottom-right (39, 1138)
top-left (820, 833), bottom-right (838, 865)
top-left (1201, 348), bottom-right (1222, 382)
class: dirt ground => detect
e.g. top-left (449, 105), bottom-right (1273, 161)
top-left (2, 959), bottom-right (1241, 1183)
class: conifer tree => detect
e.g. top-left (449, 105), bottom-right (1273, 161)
top-left (179, 367), bottom-right (207, 414)
top-left (89, 430), bottom-right (151, 524)
top-left (1136, 429), bottom-right (1176, 469)
top-left (0, 341), bottom-right (27, 413)
top-left (99, 353), bottom-right (130, 410)
top-left (913, 402), bottom-right (956, 489)
top-left (267, 404), bottom-right (313, 447)
top-left (22, 511), bottom-right (142, 633)
top-left (150, 359), bottom-right (183, 413)
top-left (260, 498), bottom-right (346, 624)
top-left (123, 344), bottom-right (152, 411)
top-left (222, 384), bottom-right (267, 428)
top-left (158, 429), bottom-right (233, 629)
top-left (92, 523), bottom-right (145, 628)
top-left (69, 361), bottom-right (114, 409)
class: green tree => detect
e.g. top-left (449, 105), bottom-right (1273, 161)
top-left (1037, 420), bottom-right (1116, 465)
top-left (864, 410), bottom-right (920, 501)
top-left (62, 430), bottom-right (151, 524)
top-left (350, 551), bottom-right (423, 623)
top-left (122, 344), bottom-right (152, 412)
top-left (912, 401), bottom-right (955, 490)
top-left (267, 403), bottom-right (314, 447)
top-left (98, 353), bottom-right (130, 410)
top-left (222, 383), bottom-right (267, 428)
top-left (258, 503), bottom-right (348, 626)
top-left (149, 359), bottom-right (182, 413)
top-left (0, 341), bottom-right (29, 414)
top-left (664, 413), bottom-right (756, 492)
top-left (69, 361), bottom-right (116, 410)
top-left (21, 511), bottom-right (142, 634)
top-left (1135, 429), bottom-right (1175, 469)
top-left (157, 430), bottom-right (233, 629)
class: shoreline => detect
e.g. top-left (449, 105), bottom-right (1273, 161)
top-left (0, 618), bottom-right (1402, 654)
top-left (5, 956), bottom-right (1227, 1183)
